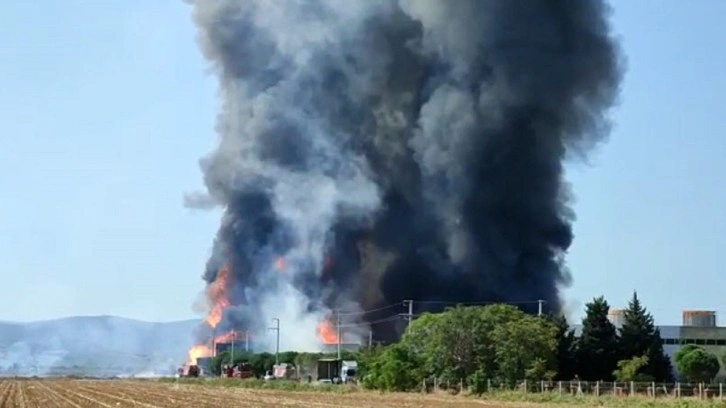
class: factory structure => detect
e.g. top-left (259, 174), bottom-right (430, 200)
top-left (574, 309), bottom-right (726, 380)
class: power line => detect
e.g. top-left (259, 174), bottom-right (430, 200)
top-left (337, 315), bottom-right (403, 329)
top-left (413, 299), bottom-right (544, 306)
top-left (403, 300), bottom-right (413, 334)
top-left (335, 303), bottom-right (403, 317)
top-left (333, 299), bottom-right (549, 331)
top-left (335, 299), bottom-right (544, 318)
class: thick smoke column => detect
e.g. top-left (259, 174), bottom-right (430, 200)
top-left (186, 0), bottom-right (623, 347)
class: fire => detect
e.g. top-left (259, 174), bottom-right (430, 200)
top-left (204, 298), bottom-right (230, 328)
top-left (212, 330), bottom-right (251, 348)
top-left (316, 319), bottom-right (339, 345)
top-left (207, 265), bottom-right (230, 305)
top-left (186, 264), bottom-right (233, 365)
top-left (203, 264), bottom-right (231, 329)
top-left (187, 344), bottom-right (212, 365)
top-left (214, 330), bottom-right (239, 344)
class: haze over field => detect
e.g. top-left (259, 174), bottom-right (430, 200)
top-left (0, 317), bottom-right (197, 377)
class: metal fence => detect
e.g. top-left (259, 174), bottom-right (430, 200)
top-left (421, 378), bottom-right (726, 400)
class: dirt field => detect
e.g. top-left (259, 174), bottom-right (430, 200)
top-left (0, 378), bottom-right (539, 408)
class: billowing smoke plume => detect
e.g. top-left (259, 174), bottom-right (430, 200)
top-left (186, 0), bottom-right (624, 348)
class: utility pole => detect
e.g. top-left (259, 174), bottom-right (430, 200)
top-left (230, 330), bottom-right (235, 367)
top-left (403, 300), bottom-right (413, 334)
top-left (269, 318), bottom-right (280, 365)
top-left (211, 326), bottom-right (217, 357)
top-left (537, 300), bottom-right (545, 317)
top-left (336, 310), bottom-right (342, 360)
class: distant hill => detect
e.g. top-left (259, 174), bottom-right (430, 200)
top-left (0, 316), bottom-right (201, 377)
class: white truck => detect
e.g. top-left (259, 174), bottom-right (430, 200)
top-left (316, 359), bottom-right (358, 384)
top-left (340, 360), bottom-right (357, 384)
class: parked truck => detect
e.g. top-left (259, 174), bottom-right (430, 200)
top-left (222, 362), bottom-right (254, 379)
top-left (316, 359), bottom-right (357, 384)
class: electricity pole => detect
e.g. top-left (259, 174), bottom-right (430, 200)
top-left (336, 310), bottom-right (342, 360)
top-left (230, 330), bottom-right (235, 367)
top-left (403, 300), bottom-right (413, 334)
top-left (211, 326), bottom-right (217, 357)
top-left (269, 318), bottom-right (280, 365)
top-left (537, 300), bottom-right (545, 317)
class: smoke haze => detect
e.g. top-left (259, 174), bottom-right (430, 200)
top-left (186, 0), bottom-right (624, 348)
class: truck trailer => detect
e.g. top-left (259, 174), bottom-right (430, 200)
top-left (316, 359), bottom-right (357, 384)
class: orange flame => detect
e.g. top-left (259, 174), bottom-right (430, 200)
top-left (187, 264), bottom-right (233, 365)
top-left (187, 344), bottom-right (212, 365)
top-left (204, 298), bottom-right (230, 328)
top-left (212, 330), bottom-right (252, 348)
top-left (203, 265), bottom-right (231, 328)
top-left (316, 319), bottom-right (339, 345)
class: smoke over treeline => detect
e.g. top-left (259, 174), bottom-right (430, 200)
top-left (186, 0), bottom-right (624, 348)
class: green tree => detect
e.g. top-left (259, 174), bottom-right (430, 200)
top-left (249, 352), bottom-right (276, 377)
top-left (362, 304), bottom-right (561, 391)
top-left (360, 343), bottom-right (424, 391)
top-left (674, 345), bottom-right (720, 383)
top-left (613, 355), bottom-right (649, 382)
top-left (402, 306), bottom-right (489, 383)
top-left (491, 315), bottom-right (558, 385)
top-left (618, 291), bottom-right (673, 381)
top-left (278, 351), bottom-right (299, 365)
top-left (551, 314), bottom-right (577, 380)
top-left (356, 345), bottom-right (385, 381)
top-left (399, 304), bottom-right (558, 389)
top-left (576, 296), bottom-right (619, 381)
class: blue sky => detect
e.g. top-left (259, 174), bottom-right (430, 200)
top-left (0, 1), bottom-right (723, 325)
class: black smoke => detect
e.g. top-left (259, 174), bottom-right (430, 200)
top-left (186, 0), bottom-right (624, 347)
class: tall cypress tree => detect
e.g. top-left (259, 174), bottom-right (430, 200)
top-left (618, 291), bottom-right (673, 381)
top-left (577, 296), bottom-right (619, 381)
top-left (552, 314), bottom-right (577, 380)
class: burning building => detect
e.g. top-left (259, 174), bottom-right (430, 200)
top-left (183, 0), bottom-right (625, 351)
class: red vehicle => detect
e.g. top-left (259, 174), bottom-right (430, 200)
top-left (237, 362), bottom-right (254, 379)
top-left (223, 362), bottom-right (254, 379)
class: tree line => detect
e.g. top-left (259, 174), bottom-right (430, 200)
top-left (206, 292), bottom-right (726, 391)
top-left (361, 292), bottom-right (726, 392)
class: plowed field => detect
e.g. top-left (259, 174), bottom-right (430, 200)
top-left (0, 379), bottom-right (539, 407)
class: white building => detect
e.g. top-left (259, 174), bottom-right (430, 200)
top-left (573, 310), bottom-right (726, 380)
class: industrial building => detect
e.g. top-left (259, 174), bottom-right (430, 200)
top-left (654, 310), bottom-right (726, 381)
top-left (574, 309), bottom-right (726, 380)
